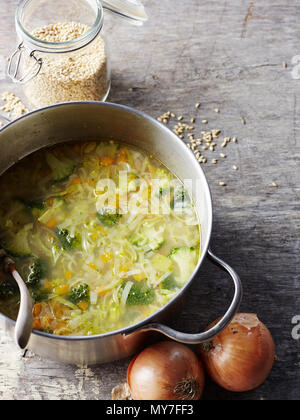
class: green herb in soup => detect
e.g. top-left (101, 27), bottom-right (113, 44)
top-left (0, 142), bottom-right (200, 336)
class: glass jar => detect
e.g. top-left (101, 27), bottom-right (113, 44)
top-left (9, 0), bottom-right (111, 108)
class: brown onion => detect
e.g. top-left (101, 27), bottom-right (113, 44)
top-left (127, 341), bottom-right (205, 400)
top-left (199, 313), bottom-right (275, 392)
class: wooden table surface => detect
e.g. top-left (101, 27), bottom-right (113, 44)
top-left (0, 0), bottom-right (299, 400)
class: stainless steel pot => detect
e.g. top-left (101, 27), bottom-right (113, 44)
top-left (0, 102), bottom-right (242, 365)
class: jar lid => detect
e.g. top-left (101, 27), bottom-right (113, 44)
top-left (102, 0), bottom-right (148, 24)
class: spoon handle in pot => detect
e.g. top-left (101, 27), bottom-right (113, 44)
top-left (124, 248), bottom-right (243, 345)
top-left (7, 262), bottom-right (33, 350)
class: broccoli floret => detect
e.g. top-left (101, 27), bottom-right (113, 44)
top-left (161, 274), bottom-right (178, 290)
top-left (56, 229), bottom-right (81, 251)
top-left (68, 283), bottom-right (90, 304)
top-left (126, 281), bottom-right (155, 306)
top-left (2, 224), bottom-right (33, 258)
top-left (0, 280), bottom-right (18, 300)
top-left (14, 197), bottom-right (45, 219)
top-left (97, 208), bottom-right (122, 227)
top-left (26, 258), bottom-right (47, 288)
top-left (168, 247), bottom-right (198, 285)
top-left (20, 198), bottom-right (45, 212)
top-left (46, 152), bottom-right (75, 183)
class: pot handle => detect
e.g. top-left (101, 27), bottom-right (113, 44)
top-left (124, 248), bottom-right (243, 344)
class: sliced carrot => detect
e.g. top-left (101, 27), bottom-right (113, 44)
top-left (55, 321), bottom-right (67, 330)
top-left (98, 290), bottom-right (108, 297)
top-left (46, 218), bottom-right (57, 229)
top-left (54, 329), bottom-right (69, 336)
top-left (71, 177), bottom-right (81, 185)
top-left (33, 319), bottom-right (42, 330)
top-left (44, 279), bottom-right (54, 290)
top-left (33, 303), bottom-right (42, 317)
top-left (96, 287), bottom-right (111, 297)
top-left (133, 272), bottom-right (146, 282)
top-left (42, 316), bottom-right (53, 329)
top-left (54, 284), bottom-right (70, 295)
top-left (100, 156), bottom-right (114, 167)
top-left (116, 148), bottom-right (128, 164)
top-left (77, 301), bottom-right (89, 311)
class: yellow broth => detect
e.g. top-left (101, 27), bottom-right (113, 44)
top-left (0, 142), bottom-right (200, 336)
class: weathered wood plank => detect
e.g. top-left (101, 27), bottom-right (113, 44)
top-left (0, 0), bottom-right (299, 400)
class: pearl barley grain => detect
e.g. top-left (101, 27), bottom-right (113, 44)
top-left (1, 92), bottom-right (28, 118)
top-left (23, 22), bottom-right (109, 108)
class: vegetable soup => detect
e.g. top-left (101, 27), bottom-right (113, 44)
top-left (0, 141), bottom-right (200, 336)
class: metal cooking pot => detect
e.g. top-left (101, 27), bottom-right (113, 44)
top-left (0, 102), bottom-right (242, 365)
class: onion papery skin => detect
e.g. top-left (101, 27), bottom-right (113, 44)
top-left (199, 313), bottom-right (275, 392)
top-left (127, 341), bottom-right (205, 400)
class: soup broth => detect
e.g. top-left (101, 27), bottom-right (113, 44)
top-left (0, 141), bottom-right (200, 336)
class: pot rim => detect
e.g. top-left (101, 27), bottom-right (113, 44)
top-left (0, 101), bottom-right (213, 341)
